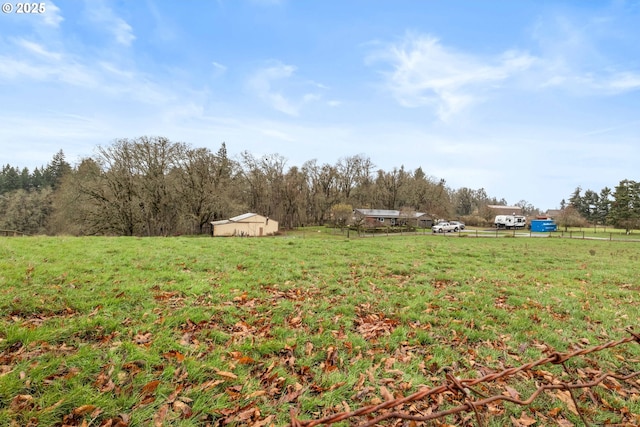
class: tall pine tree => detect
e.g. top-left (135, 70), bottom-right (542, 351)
top-left (608, 179), bottom-right (640, 233)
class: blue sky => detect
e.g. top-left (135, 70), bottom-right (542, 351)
top-left (1, 0), bottom-right (639, 210)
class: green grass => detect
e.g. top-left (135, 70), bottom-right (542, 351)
top-left (1, 234), bottom-right (639, 426)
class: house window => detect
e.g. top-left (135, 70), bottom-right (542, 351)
top-left (377, 217), bottom-right (384, 223)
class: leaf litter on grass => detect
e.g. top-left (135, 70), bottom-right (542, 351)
top-left (1, 236), bottom-right (639, 425)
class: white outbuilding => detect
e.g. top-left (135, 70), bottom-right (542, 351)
top-left (210, 213), bottom-right (278, 237)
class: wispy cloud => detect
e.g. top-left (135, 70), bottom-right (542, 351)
top-left (246, 61), bottom-right (324, 116)
top-left (85, 0), bottom-right (135, 46)
top-left (247, 62), bottom-right (299, 115)
top-left (530, 12), bottom-right (640, 95)
top-left (368, 34), bottom-right (535, 121)
top-left (212, 61), bottom-right (227, 77)
top-left (42, 1), bottom-right (64, 28)
top-left (13, 38), bottom-right (62, 61)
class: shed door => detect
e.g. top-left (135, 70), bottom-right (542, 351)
top-left (259, 227), bottom-right (263, 236)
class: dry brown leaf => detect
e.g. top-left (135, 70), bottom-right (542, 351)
top-left (43, 398), bottom-right (65, 412)
top-left (199, 379), bottom-right (224, 391)
top-left (504, 385), bottom-right (520, 400)
top-left (141, 380), bottom-right (161, 395)
top-left (73, 405), bottom-right (97, 415)
top-left (162, 350), bottom-right (185, 362)
top-left (139, 395), bottom-right (156, 405)
top-left (172, 400), bottom-right (192, 418)
top-left (554, 390), bottom-right (578, 415)
top-left (555, 418), bottom-right (574, 427)
top-left (547, 407), bottom-right (562, 417)
top-left (380, 386), bottom-right (394, 401)
top-left (215, 369), bottom-right (238, 379)
top-left (10, 394), bottom-right (34, 411)
top-left (252, 415), bottom-right (274, 427)
top-left (305, 341), bottom-right (314, 356)
top-left (153, 404), bottom-right (169, 427)
top-left (511, 411), bottom-right (537, 426)
top-left (246, 390), bottom-right (266, 399)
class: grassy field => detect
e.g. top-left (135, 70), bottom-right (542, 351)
top-left (1, 232), bottom-right (639, 426)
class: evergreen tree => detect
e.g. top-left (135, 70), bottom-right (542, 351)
top-left (41, 150), bottom-right (71, 189)
top-left (596, 187), bottom-right (612, 225)
top-left (608, 179), bottom-right (640, 233)
top-left (1, 165), bottom-right (21, 193)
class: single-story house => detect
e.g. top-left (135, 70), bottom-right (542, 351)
top-left (545, 209), bottom-right (562, 220)
top-left (210, 213), bottom-right (278, 237)
top-left (487, 205), bottom-right (523, 216)
top-left (353, 209), bottom-right (433, 228)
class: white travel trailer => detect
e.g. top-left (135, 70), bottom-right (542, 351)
top-left (494, 215), bottom-right (526, 229)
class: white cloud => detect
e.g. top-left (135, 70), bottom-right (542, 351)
top-left (601, 72), bottom-right (640, 92)
top-left (14, 38), bottom-right (62, 61)
top-left (261, 128), bottom-right (295, 142)
top-left (247, 61), bottom-right (323, 116)
top-left (86, 0), bottom-right (135, 47)
top-left (212, 61), bottom-right (227, 77)
top-left (368, 34), bottom-right (535, 121)
top-left (42, 1), bottom-right (64, 28)
top-left (529, 12), bottom-right (640, 95)
top-left (0, 57), bottom-right (50, 79)
top-left (99, 61), bottom-right (135, 80)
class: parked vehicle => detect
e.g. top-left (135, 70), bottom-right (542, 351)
top-left (449, 221), bottom-right (465, 230)
top-left (432, 222), bottom-right (460, 233)
top-left (494, 215), bottom-right (526, 229)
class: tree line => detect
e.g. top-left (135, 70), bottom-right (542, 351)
top-left (2, 135), bottom-right (634, 236)
top-left (562, 181), bottom-right (640, 232)
top-left (0, 136), bottom-right (515, 236)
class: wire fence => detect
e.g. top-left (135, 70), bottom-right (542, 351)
top-left (350, 228), bottom-right (640, 242)
top-left (290, 328), bottom-right (640, 426)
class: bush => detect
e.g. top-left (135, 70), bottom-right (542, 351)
top-left (459, 215), bottom-right (491, 228)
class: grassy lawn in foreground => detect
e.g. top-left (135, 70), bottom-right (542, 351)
top-left (0, 235), bottom-right (639, 426)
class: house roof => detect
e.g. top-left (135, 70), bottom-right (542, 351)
top-left (487, 205), bottom-right (522, 211)
top-left (211, 212), bottom-right (258, 226)
top-left (229, 212), bottom-right (259, 222)
top-left (354, 209), bottom-right (428, 219)
top-left (211, 213), bottom-right (277, 226)
top-left (487, 205), bottom-right (524, 215)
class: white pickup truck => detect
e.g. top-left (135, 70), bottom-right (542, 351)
top-left (431, 222), bottom-right (460, 233)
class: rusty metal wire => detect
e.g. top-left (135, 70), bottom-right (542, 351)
top-left (290, 328), bottom-right (640, 426)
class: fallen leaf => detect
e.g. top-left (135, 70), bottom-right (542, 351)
top-left (380, 386), bottom-right (394, 401)
top-left (141, 380), bottom-right (161, 395)
top-left (504, 385), bottom-right (520, 400)
top-left (73, 405), bottom-right (97, 415)
top-left (153, 404), bottom-right (169, 427)
top-left (511, 411), bottom-right (537, 426)
top-left (42, 398), bottom-right (65, 412)
top-left (162, 350), bottom-right (185, 362)
top-left (305, 341), bottom-right (314, 356)
top-left (252, 415), bottom-right (274, 427)
top-left (10, 394), bottom-right (34, 411)
top-left (215, 369), bottom-right (238, 380)
top-left (547, 407), bottom-right (562, 417)
top-left (172, 400), bottom-right (192, 418)
top-left (247, 390), bottom-right (266, 399)
top-left (555, 418), bottom-right (574, 427)
top-left (554, 390), bottom-right (579, 416)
